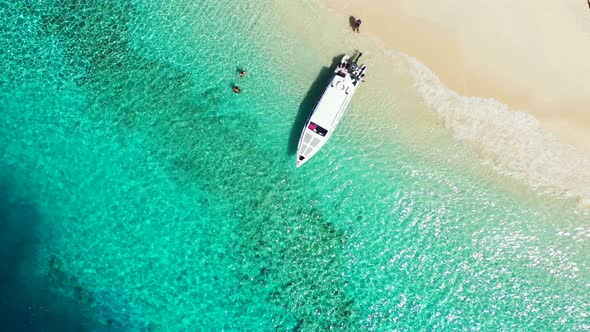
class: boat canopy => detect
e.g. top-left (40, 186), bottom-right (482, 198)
top-left (311, 75), bottom-right (352, 130)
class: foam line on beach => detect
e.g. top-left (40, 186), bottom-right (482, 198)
top-left (403, 54), bottom-right (590, 209)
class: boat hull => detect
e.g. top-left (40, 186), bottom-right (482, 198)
top-left (296, 53), bottom-right (367, 167)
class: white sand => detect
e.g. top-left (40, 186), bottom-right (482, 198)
top-left (321, 0), bottom-right (590, 152)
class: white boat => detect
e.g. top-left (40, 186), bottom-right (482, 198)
top-left (296, 52), bottom-right (367, 167)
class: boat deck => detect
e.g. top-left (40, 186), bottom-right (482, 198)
top-left (310, 75), bottom-right (353, 130)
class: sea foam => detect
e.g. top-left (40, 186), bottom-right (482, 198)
top-left (403, 55), bottom-right (590, 210)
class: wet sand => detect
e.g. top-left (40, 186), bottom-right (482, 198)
top-left (321, 0), bottom-right (590, 152)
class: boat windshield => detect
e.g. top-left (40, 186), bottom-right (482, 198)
top-left (308, 122), bottom-right (328, 137)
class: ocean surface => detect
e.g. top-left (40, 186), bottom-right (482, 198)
top-left (0, 0), bottom-right (588, 331)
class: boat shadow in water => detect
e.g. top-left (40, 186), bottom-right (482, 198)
top-left (287, 54), bottom-right (346, 155)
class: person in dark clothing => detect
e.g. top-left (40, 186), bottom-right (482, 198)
top-left (353, 18), bottom-right (362, 33)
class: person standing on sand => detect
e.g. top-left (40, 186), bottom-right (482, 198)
top-left (353, 18), bottom-right (362, 33)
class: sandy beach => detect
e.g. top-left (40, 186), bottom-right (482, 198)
top-left (321, 0), bottom-right (590, 152)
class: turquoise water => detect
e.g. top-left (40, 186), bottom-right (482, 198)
top-left (1, 0), bottom-right (588, 331)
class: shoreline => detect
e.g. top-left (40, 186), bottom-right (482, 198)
top-left (269, 0), bottom-right (590, 209)
top-left (320, 0), bottom-right (590, 153)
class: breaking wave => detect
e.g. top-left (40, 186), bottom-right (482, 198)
top-left (404, 55), bottom-right (590, 210)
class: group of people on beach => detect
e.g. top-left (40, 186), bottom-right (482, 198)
top-left (232, 16), bottom-right (362, 94)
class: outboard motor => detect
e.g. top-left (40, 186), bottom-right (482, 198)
top-left (349, 52), bottom-right (363, 75)
top-left (353, 52), bottom-right (363, 64)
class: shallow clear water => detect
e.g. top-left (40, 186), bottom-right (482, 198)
top-left (0, 0), bottom-right (588, 331)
